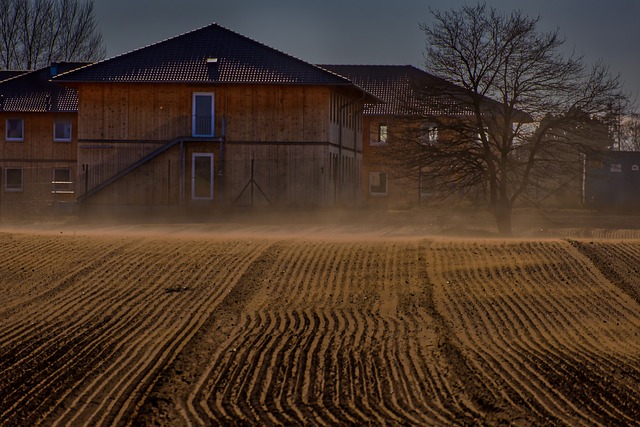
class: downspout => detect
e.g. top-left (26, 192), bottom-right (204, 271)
top-left (582, 152), bottom-right (586, 206)
top-left (338, 90), bottom-right (367, 206)
top-left (219, 116), bottom-right (226, 201)
top-left (219, 90), bottom-right (227, 203)
top-left (353, 106), bottom-right (365, 202)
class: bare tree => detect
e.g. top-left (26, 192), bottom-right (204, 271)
top-left (618, 113), bottom-right (640, 151)
top-left (391, 4), bottom-right (626, 235)
top-left (0, 0), bottom-right (105, 70)
top-left (0, 0), bottom-right (22, 68)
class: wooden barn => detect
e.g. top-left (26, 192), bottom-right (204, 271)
top-left (53, 23), bottom-right (374, 213)
top-left (0, 63), bottom-right (86, 215)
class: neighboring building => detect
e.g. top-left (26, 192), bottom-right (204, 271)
top-left (320, 65), bottom-right (478, 207)
top-left (584, 150), bottom-right (640, 209)
top-left (0, 63), bottom-right (86, 215)
top-left (324, 65), bottom-right (617, 211)
top-left (54, 23), bottom-right (375, 212)
top-left (526, 110), bottom-right (615, 208)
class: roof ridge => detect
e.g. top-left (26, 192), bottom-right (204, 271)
top-left (53, 23), bottom-right (221, 80)
top-left (0, 70), bottom-right (33, 85)
top-left (319, 63), bottom-right (416, 66)
top-left (54, 22), bottom-right (353, 85)
top-left (209, 22), bottom-right (350, 83)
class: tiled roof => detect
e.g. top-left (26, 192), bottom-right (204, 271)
top-left (319, 65), bottom-right (477, 116)
top-left (0, 63), bottom-right (87, 112)
top-left (54, 23), bottom-right (354, 86)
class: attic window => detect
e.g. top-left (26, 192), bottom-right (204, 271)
top-left (206, 58), bottom-right (218, 64)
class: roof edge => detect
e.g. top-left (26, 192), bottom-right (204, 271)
top-left (54, 22), bottom-right (356, 87)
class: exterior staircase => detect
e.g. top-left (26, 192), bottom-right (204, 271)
top-left (77, 136), bottom-right (220, 203)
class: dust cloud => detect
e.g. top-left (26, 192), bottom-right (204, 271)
top-left (2, 205), bottom-right (640, 241)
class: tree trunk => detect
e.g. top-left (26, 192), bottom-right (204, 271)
top-left (493, 198), bottom-right (513, 236)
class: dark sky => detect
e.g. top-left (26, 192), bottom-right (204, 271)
top-left (93, 0), bottom-right (640, 97)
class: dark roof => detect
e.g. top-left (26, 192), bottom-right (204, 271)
top-left (54, 23), bottom-right (354, 86)
top-left (0, 70), bottom-right (27, 82)
top-left (319, 65), bottom-right (476, 116)
top-left (0, 63), bottom-right (88, 112)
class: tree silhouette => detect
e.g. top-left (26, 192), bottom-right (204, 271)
top-left (390, 4), bottom-right (626, 235)
top-left (0, 0), bottom-right (105, 70)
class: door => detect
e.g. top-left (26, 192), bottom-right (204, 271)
top-left (192, 93), bottom-right (214, 137)
top-left (191, 153), bottom-right (214, 200)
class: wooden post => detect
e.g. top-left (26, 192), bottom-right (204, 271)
top-left (179, 141), bottom-right (185, 207)
top-left (250, 158), bottom-right (254, 207)
top-left (84, 164), bottom-right (89, 197)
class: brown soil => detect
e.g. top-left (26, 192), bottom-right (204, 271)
top-left (1, 208), bottom-right (640, 426)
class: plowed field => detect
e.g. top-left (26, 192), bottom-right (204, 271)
top-left (1, 211), bottom-right (640, 426)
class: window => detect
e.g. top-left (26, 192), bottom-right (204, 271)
top-left (420, 172), bottom-right (436, 197)
top-left (588, 160), bottom-right (603, 169)
top-left (477, 126), bottom-right (489, 143)
top-left (52, 168), bottom-right (73, 193)
top-left (428, 127), bottom-right (438, 144)
top-left (378, 124), bottom-right (388, 143)
top-left (5, 168), bottom-right (23, 192)
top-left (53, 120), bottom-right (72, 142)
top-left (369, 171), bottom-right (387, 196)
top-left (6, 119), bottom-right (23, 141)
top-left (371, 123), bottom-right (388, 146)
top-left (420, 123), bottom-right (438, 145)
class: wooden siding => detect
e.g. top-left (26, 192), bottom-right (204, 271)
top-left (0, 112), bottom-right (77, 214)
top-left (1, 112), bottom-right (76, 160)
top-left (75, 83), bottom-right (364, 208)
top-left (76, 83), bottom-right (347, 144)
top-left (84, 142), bottom-right (355, 208)
top-left (87, 145), bottom-right (184, 206)
top-left (225, 143), bottom-right (339, 207)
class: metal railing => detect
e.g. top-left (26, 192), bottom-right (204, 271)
top-left (192, 115), bottom-right (214, 137)
top-left (78, 141), bottom-right (166, 197)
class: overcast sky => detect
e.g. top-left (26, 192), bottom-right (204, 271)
top-left (93, 0), bottom-right (640, 97)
